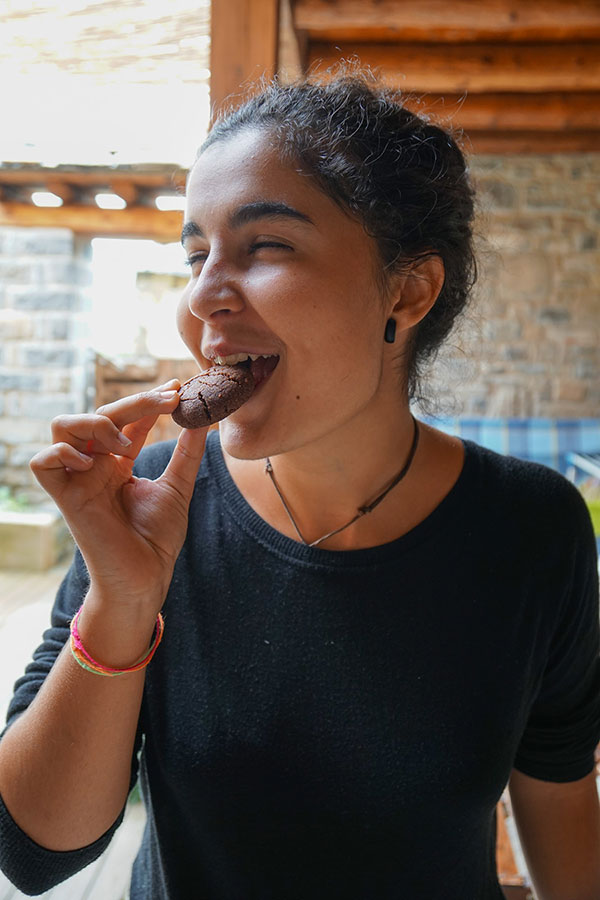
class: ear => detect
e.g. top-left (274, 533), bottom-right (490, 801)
top-left (388, 255), bottom-right (445, 331)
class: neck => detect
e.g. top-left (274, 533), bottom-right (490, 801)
top-left (225, 399), bottom-right (418, 549)
top-left (266, 416), bottom-right (418, 547)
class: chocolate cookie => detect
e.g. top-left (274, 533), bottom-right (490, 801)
top-left (171, 364), bottom-right (255, 428)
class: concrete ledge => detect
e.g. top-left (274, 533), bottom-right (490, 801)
top-left (0, 510), bottom-right (72, 570)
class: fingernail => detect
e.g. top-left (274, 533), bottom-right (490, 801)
top-left (78, 452), bottom-right (93, 463)
top-left (117, 432), bottom-right (132, 447)
top-left (158, 390), bottom-right (178, 400)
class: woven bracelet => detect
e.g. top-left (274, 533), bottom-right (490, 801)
top-left (69, 606), bottom-right (164, 677)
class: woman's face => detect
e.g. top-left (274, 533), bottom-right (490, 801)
top-left (177, 128), bottom-right (399, 459)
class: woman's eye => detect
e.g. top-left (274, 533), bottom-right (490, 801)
top-left (249, 241), bottom-right (292, 253)
top-left (184, 252), bottom-right (207, 269)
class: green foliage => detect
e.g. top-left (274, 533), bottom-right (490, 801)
top-left (0, 486), bottom-right (30, 512)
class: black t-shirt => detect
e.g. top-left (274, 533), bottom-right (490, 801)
top-left (2, 431), bottom-right (599, 899)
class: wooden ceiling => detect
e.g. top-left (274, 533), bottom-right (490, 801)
top-left (0, 165), bottom-right (186, 241)
top-left (211, 0), bottom-right (600, 154)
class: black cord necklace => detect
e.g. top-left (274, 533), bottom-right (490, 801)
top-left (264, 416), bottom-right (420, 548)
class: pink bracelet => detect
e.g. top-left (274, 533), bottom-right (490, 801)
top-left (69, 606), bottom-right (164, 677)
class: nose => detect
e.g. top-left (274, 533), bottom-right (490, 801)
top-left (186, 251), bottom-right (245, 321)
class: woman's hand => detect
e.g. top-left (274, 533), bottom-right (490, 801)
top-left (30, 381), bottom-right (208, 612)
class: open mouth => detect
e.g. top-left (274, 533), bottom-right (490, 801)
top-left (209, 353), bottom-right (280, 388)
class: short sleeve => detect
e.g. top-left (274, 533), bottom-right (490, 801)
top-left (0, 549), bottom-right (142, 894)
top-left (514, 491), bottom-right (600, 782)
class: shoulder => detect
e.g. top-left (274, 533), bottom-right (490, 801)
top-left (464, 439), bottom-right (594, 544)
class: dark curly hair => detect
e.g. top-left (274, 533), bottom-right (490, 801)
top-left (200, 70), bottom-right (477, 404)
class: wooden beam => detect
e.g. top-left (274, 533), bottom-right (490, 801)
top-left (307, 42), bottom-right (600, 93)
top-left (210, 0), bottom-right (280, 116)
top-left (465, 130), bottom-right (600, 154)
top-left (111, 182), bottom-right (139, 206)
top-left (0, 202), bottom-right (183, 243)
top-left (279, 0), bottom-right (306, 82)
top-left (0, 167), bottom-right (186, 190)
top-left (293, 0), bottom-right (600, 43)
top-left (407, 92), bottom-right (600, 133)
top-left (44, 180), bottom-right (76, 204)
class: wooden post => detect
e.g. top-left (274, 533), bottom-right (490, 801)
top-left (210, 0), bottom-right (280, 117)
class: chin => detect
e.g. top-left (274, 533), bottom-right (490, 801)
top-left (217, 420), bottom-right (275, 461)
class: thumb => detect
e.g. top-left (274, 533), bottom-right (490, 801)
top-left (159, 427), bottom-right (208, 503)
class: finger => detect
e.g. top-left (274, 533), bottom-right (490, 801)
top-left (51, 413), bottom-right (135, 457)
top-left (95, 388), bottom-right (180, 432)
top-left (30, 443), bottom-right (94, 493)
top-left (51, 389), bottom-right (180, 457)
top-left (158, 427), bottom-right (208, 505)
top-left (154, 378), bottom-right (181, 391)
top-left (102, 381), bottom-right (182, 454)
top-left (121, 412), bottom-right (161, 457)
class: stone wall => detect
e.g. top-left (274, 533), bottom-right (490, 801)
top-left (426, 153), bottom-right (600, 418)
top-left (0, 228), bottom-right (93, 503)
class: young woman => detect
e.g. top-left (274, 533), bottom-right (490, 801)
top-left (1, 73), bottom-right (599, 899)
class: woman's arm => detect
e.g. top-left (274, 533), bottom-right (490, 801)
top-left (0, 590), bottom-right (154, 851)
top-left (508, 767), bottom-right (600, 900)
top-left (0, 386), bottom-right (207, 854)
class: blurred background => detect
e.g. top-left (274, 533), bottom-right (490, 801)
top-left (0, 2), bottom-right (599, 896)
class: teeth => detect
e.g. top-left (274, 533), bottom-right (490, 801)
top-left (212, 353), bottom-right (248, 365)
top-left (211, 352), bottom-right (276, 365)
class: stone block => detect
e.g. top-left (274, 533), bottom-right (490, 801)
top-left (0, 371), bottom-right (43, 391)
top-left (537, 307), bottom-right (571, 323)
top-left (536, 342), bottom-right (561, 362)
top-left (8, 441), bottom-right (48, 468)
top-left (10, 394), bottom-right (77, 421)
top-left (520, 363), bottom-right (548, 375)
top-left (32, 316), bottom-right (71, 341)
top-left (539, 381), bottom-right (553, 403)
top-left (578, 233), bottom-right (597, 251)
top-left (503, 345), bottom-right (531, 362)
top-left (526, 183), bottom-right (568, 209)
top-left (575, 361), bottom-right (600, 380)
top-left (0, 261), bottom-right (38, 285)
top-left (471, 157), bottom-right (503, 174)
top-left (42, 372), bottom-right (73, 392)
top-left (496, 252), bottom-right (553, 299)
top-left (554, 380), bottom-right (587, 403)
top-left (0, 418), bottom-right (51, 444)
top-left (11, 288), bottom-right (82, 312)
top-left (483, 320), bottom-right (522, 342)
top-left (477, 178), bottom-right (518, 209)
top-left (39, 259), bottom-right (93, 287)
top-left (23, 346), bottom-right (76, 368)
top-left (0, 510), bottom-right (72, 571)
top-left (0, 310), bottom-right (34, 340)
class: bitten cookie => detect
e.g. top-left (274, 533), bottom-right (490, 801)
top-left (171, 364), bottom-right (255, 428)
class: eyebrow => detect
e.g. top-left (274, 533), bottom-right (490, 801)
top-left (180, 201), bottom-right (315, 245)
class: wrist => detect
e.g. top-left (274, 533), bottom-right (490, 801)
top-left (75, 590), bottom-right (164, 671)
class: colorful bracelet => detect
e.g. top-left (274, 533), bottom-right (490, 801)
top-left (69, 606), bottom-right (164, 677)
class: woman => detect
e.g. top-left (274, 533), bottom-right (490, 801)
top-left (1, 73), bottom-right (599, 899)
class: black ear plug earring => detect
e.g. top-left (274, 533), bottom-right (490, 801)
top-left (384, 318), bottom-right (396, 343)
